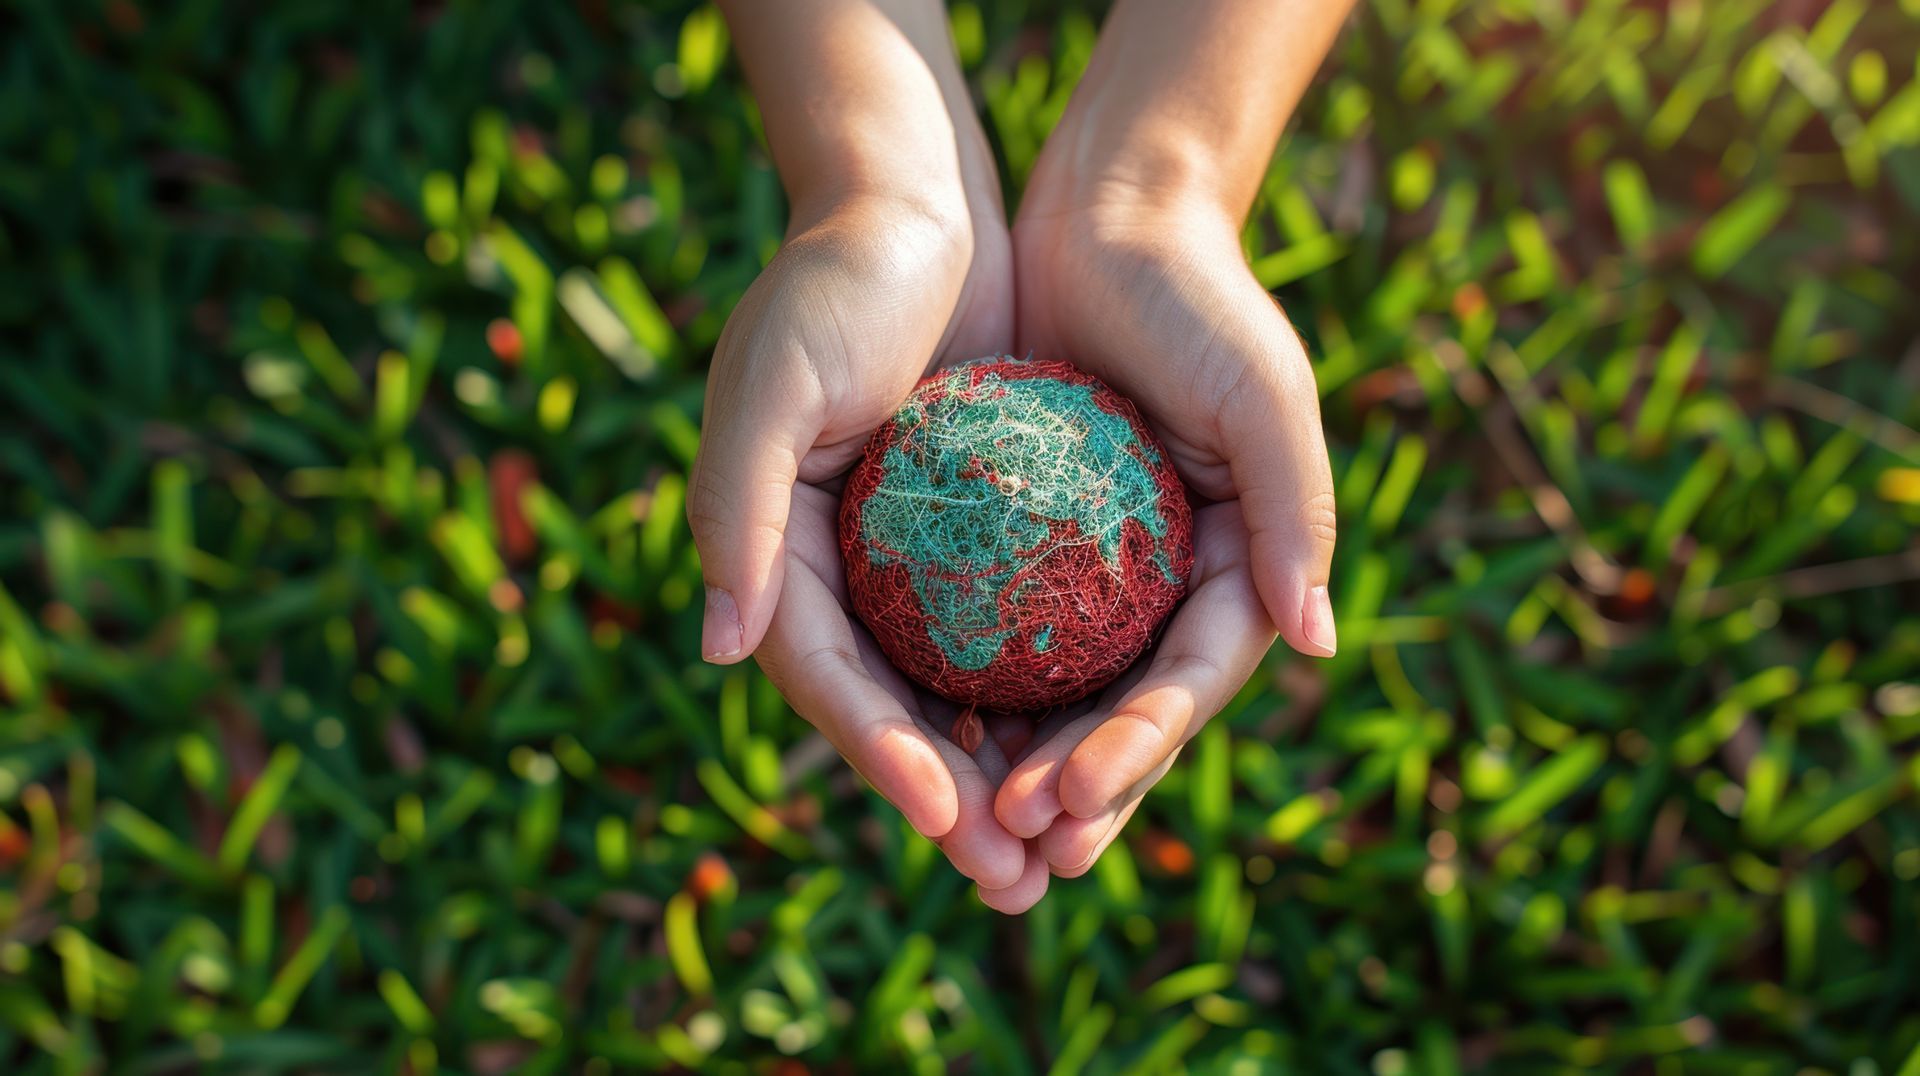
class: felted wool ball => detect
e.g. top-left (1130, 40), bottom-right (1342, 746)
top-left (839, 357), bottom-right (1194, 712)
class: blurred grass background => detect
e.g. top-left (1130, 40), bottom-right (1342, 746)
top-left (3, 0), bottom-right (1920, 1071)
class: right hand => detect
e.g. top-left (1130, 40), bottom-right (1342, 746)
top-left (688, 190), bottom-right (1038, 898)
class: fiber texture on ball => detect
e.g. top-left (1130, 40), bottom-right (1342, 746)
top-left (839, 358), bottom-right (1193, 712)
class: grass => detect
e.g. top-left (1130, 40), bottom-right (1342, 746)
top-left (2, 0), bottom-right (1920, 1072)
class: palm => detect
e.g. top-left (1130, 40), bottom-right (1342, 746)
top-left (1014, 211), bottom-right (1270, 499)
top-left (737, 205), bottom-right (1036, 895)
top-left (982, 207), bottom-right (1328, 885)
top-left (762, 482), bottom-right (1033, 883)
top-left (746, 206), bottom-right (1013, 485)
top-left (710, 181), bottom-right (1327, 909)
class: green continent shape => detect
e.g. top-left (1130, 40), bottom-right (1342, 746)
top-left (859, 368), bottom-right (1177, 671)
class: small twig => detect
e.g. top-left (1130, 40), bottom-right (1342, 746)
top-left (1699, 546), bottom-right (1920, 616)
top-left (1769, 378), bottom-right (1920, 464)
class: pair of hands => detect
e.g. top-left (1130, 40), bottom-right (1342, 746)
top-left (690, 3), bottom-right (1341, 914)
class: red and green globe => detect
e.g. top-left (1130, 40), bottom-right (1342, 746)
top-left (839, 358), bottom-right (1193, 712)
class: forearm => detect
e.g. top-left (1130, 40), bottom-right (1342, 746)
top-left (1027, 0), bottom-right (1356, 224)
top-left (717, 0), bottom-right (998, 232)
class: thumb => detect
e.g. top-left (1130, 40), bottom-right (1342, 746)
top-left (687, 341), bottom-right (825, 664)
top-left (1219, 298), bottom-right (1339, 659)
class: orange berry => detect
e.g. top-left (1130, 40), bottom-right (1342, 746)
top-left (1139, 830), bottom-right (1195, 876)
top-left (1621, 567), bottom-right (1656, 606)
top-left (486, 318), bottom-right (523, 366)
top-left (688, 851), bottom-right (735, 902)
top-left (1451, 282), bottom-right (1488, 322)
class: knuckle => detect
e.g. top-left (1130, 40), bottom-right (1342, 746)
top-left (685, 469), bottom-right (794, 563)
top-left (1162, 652), bottom-right (1228, 694)
top-left (1199, 352), bottom-right (1256, 418)
top-left (684, 505), bottom-right (723, 548)
top-left (796, 640), bottom-right (866, 680)
top-left (1047, 845), bottom-right (1100, 878)
top-left (1208, 350), bottom-right (1308, 435)
top-left (1102, 709), bottom-right (1170, 762)
top-left (684, 482), bottom-right (733, 547)
top-left (751, 639), bottom-right (868, 725)
top-left (1300, 491), bottom-right (1339, 548)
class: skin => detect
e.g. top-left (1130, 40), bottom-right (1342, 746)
top-left (691, 0), bottom-right (1355, 912)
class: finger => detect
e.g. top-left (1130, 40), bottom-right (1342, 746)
top-left (756, 554), bottom-right (958, 842)
top-left (992, 708), bottom-right (1098, 839)
top-left (1214, 287), bottom-right (1339, 659)
top-left (772, 485), bottom-right (1025, 890)
top-left (1057, 506), bottom-right (1276, 819)
top-left (988, 661), bottom-right (1152, 839)
top-left (1037, 772), bottom-right (1160, 878)
top-left (920, 709), bottom-right (1027, 891)
top-left (995, 507), bottom-right (1270, 829)
top-left (1023, 245), bottom-right (1338, 659)
top-left (977, 840), bottom-right (1051, 914)
top-left (688, 285), bottom-right (829, 664)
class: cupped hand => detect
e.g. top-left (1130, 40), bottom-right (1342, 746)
top-left (990, 191), bottom-right (1340, 887)
top-left (688, 191), bottom-right (1043, 896)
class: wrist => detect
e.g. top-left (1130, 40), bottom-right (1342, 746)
top-left (1014, 0), bottom-right (1356, 234)
top-left (1023, 121), bottom-right (1247, 238)
top-left (782, 118), bottom-right (974, 238)
top-left (805, 186), bottom-right (974, 262)
top-left (1019, 139), bottom-right (1244, 269)
top-left (722, 1), bottom-right (973, 236)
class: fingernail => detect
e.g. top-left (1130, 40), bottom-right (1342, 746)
top-left (1302, 585), bottom-right (1337, 657)
top-left (702, 586), bottom-right (743, 661)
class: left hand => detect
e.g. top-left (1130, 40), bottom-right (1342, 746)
top-left (985, 187), bottom-right (1340, 906)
